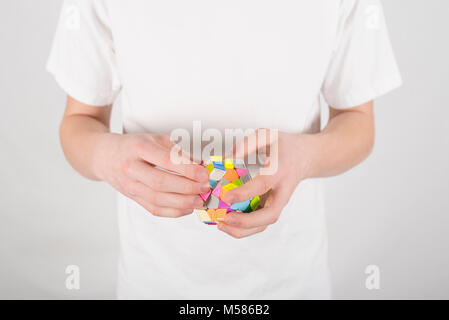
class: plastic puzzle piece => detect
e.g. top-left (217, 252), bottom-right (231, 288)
top-left (232, 178), bottom-right (242, 186)
top-left (210, 156), bottom-right (223, 162)
top-left (223, 168), bottom-right (239, 182)
top-left (206, 209), bottom-right (215, 220)
top-left (221, 182), bottom-right (238, 192)
top-left (250, 195), bottom-right (261, 211)
top-left (206, 195), bottom-right (220, 209)
top-left (196, 209), bottom-right (210, 222)
top-left (209, 179), bottom-right (218, 189)
top-left (218, 200), bottom-right (230, 210)
top-left (196, 157), bottom-right (260, 225)
top-left (209, 168), bottom-right (226, 181)
top-left (224, 158), bottom-right (234, 169)
top-left (213, 162), bottom-right (226, 171)
top-left (200, 190), bottom-right (211, 202)
top-left (205, 163), bottom-right (214, 173)
top-left (218, 178), bottom-right (230, 186)
top-left (233, 159), bottom-right (246, 169)
top-left (212, 185), bottom-right (221, 197)
top-left (240, 173), bottom-right (251, 184)
top-left (235, 168), bottom-right (248, 177)
top-left (215, 209), bottom-right (227, 222)
top-left (230, 200), bottom-right (250, 211)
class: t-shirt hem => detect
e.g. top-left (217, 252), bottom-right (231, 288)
top-left (46, 63), bottom-right (118, 107)
top-left (326, 73), bottom-right (403, 109)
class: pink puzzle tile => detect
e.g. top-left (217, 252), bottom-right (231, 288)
top-left (235, 168), bottom-right (248, 177)
top-left (212, 185), bottom-right (222, 198)
top-left (200, 190), bottom-right (211, 202)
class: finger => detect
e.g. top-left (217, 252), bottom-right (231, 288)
top-left (124, 181), bottom-right (204, 209)
top-left (150, 191), bottom-right (204, 209)
top-left (223, 187), bottom-right (291, 229)
top-left (227, 128), bottom-right (277, 160)
top-left (133, 196), bottom-right (194, 218)
top-left (137, 140), bottom-right (209, 182)
top-left (223, 205), bottom-right (282, 229)
top-left (217, 223), bottom-right (267, 239)
top-left (155, 135), bottom-right (198, 164)
top-left (127, 161), bottom-right (210, 194)
top-left (223, 174), bottom-right (273, 204)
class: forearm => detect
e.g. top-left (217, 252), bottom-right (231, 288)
top-left (60, 114), bottom-right (114, 181)
top-left (302, 103), bottom-right (375, 179)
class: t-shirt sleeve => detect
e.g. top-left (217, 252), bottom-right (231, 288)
top-left (321, 0), bottom-right (402, 109)
top-left (46, 0), bottom-right (121, 106)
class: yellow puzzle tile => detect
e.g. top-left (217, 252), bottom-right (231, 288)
top-left (210, 155), bottom-right (223, 162)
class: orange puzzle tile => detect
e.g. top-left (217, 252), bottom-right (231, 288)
top-left (214, 209), bottom-right (227, 222)
top-left (223, 168), bottom-right (239, 183)
top-left (207, 209), bottom-right (216, 222)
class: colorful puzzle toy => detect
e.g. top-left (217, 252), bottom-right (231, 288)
top-left (195, 157), bottom-right (261, 225)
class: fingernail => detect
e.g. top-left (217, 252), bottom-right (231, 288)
top-left (225, 216), bottom-right (237, 226)
top-left (200, 183), bottom-right (210, 193)
top-left (217, 223), bottom-right (226, 231)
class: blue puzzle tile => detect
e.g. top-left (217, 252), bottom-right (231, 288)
top-left (230, 200), bottom-right (250, 211)
top-left (213, 162), bottom-right (225, 171)
top-left (209, 179), bottom-right (218, 189)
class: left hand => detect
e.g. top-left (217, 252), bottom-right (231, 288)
top-left (218, 129), bottom-right (316, 238)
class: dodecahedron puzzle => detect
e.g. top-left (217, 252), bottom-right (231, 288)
top-left (195, 157), bottom-right (261, 225)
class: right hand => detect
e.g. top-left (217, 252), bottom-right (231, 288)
top-left (93, 133), bottom-right (210, 218)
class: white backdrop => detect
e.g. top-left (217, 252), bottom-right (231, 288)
top-left (0, 0), bottom-right (448, 299)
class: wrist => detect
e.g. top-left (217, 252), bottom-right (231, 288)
top-left (90, 132), bottom-right (120, 181)
top-left (295, 133), bottom-right (322, 181)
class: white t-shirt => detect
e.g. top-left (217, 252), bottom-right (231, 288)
top-left (47, 0), bottom-right (402, 299)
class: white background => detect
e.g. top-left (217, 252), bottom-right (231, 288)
top-left (0, 0), bottom-right (448, 299)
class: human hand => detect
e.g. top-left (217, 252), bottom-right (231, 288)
top-left (218, 129), bottom-right (316, 238)
top-left (94, 133), bottom-right (210, 217)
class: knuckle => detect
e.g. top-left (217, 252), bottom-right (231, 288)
top-left (189, 182), bottom-right (200, 194)
top-left (173, 210), bottom-right (186, 218)
top-left (120, 159), bottom-right (132, 176)
top-left (184, 165), bottom-right (196, 179)
top-left (150, 206), bottom-right (162, 217)
top-left (161, 135), bottom-right (172, 143)
top-left (152, 134), bottom-right (164, 144)
top-left (161, 151), bottom-right (172, 166)
top-left (232, 219), bottom-right (242, 228)
top-left (121, 179), bottom-right (133, 196)
top-left (141, 202), bottom-right (156, 215)
top-left (132, 139), bottom-right (147, 156)
top-left (233, 233), bottom-right (244, 239)
top-left (260, 178), bottom-right (271, 193)
top-left (146, 190), bottom-right (157, 205)
top-left (270, 215), bottom-right (279, 224)
top-left (271, 208), bottom-right (283, 223)
top-left (179, 181), bottom-right (195, 194)
top-left (228, 190), bottom-right (242, 203)
top-left (151, 174), bottom-right (165, 191)
top-left (183, 197), bottom-right (196, 209)
top-left (156, 134), bottom-right (171, 145)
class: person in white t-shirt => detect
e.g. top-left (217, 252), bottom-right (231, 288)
top-left (48, 0), bottom-right (402, 299)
